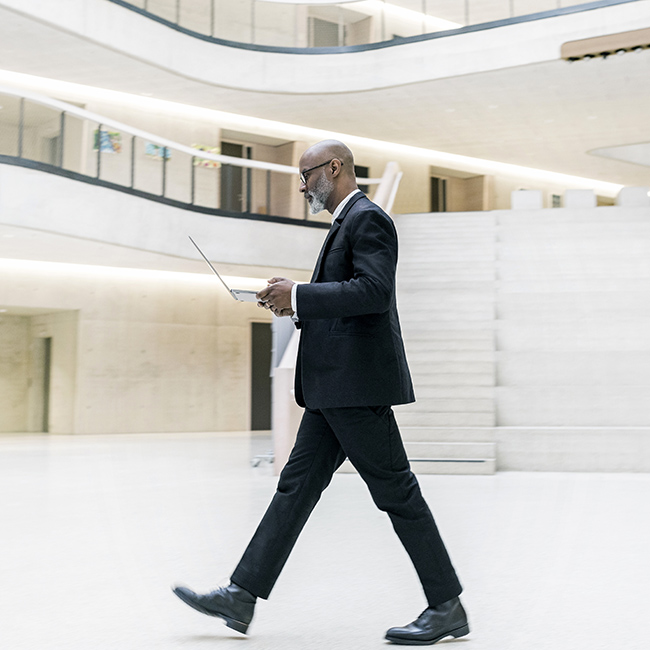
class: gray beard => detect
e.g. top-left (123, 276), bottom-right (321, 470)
top-left (308, 174), bottom-right (333, 215)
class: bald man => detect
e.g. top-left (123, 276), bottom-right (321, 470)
top-left (173, 141), bottom-right (468, 646)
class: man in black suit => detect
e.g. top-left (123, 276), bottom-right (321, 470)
top-left (173, 140), bottom-right (468, 645)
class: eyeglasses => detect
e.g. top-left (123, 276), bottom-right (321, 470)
top-left (299, 158), bottom-right (341, 184)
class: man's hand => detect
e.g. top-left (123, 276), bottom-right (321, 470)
top-left (256, 277), bottom-right (295, 317)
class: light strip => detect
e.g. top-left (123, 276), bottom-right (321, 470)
top-left (257, 0), bottom-right (462, 31)
top-left (0, 69), bottom-right (623, 196)
top-left (357, 1), bottom-right (462, 31)
top-left (0, 257), bottom-right (267, 289)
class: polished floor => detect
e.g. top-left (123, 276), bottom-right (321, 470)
top-left (1, 431), bottom-right (649, 650)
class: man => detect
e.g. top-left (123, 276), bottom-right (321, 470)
top-left (173, 140), bottom-right (469, 645)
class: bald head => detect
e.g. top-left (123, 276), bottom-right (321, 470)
top-left (299, 140), bottom-right (359, 214)
top-left (302, 140), bottom-right (355, 177)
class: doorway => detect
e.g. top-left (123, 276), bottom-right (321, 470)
top-left (41, 337), bottom-right (52, 432)
top-left (220, 141), bottom-right (252, 212)
top-left (431, 176), bottom-right (448, 212)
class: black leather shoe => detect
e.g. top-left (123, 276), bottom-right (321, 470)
top-left (385, 597), bottom-right (469, 645)
top-left (172, 583), bottom-right (256, 634)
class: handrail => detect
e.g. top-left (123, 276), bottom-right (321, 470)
top-left (0, 86), bottom-right (402, 225)
top-left (106, 0), bottom-right (642, 54)
top-left (0, 85), bottom-right (382, 183)
top-left (0, 85), bottom-right (295, 175)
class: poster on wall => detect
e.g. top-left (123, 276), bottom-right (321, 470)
top-left (93, 130), bottom-right (121, 154)
top-left (144, 142), bottom-right (172, 160)
top-left (192, 144), bottom-right (221, 168)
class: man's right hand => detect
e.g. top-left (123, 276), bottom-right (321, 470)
top-left (257, 302), bottom-right (294, 318)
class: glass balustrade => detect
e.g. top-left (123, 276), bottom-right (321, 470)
top-left (116, 0), bottom-right (597, 48)
top-left (0, 92), bottom-right (322, 223)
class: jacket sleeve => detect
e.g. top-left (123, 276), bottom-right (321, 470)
top-left (296, 208), bottom-right (397, 320)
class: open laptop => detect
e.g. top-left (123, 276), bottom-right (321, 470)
top-left (188, 236), bottom-right (262, 302)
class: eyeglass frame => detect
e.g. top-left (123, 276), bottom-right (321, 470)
top-left (299, 158), bottom-right (342, 184)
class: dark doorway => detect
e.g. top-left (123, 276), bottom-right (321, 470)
top-left (42, 337), bottom-right (52, 432)
top-left (431, 176), bottom-right (448, 212)
top-left (220, 141), bottom-right (252, 212)
top-left (251, 322), bottom-right (272, 431)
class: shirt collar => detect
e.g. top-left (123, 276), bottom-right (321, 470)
top-left (331, 189), bottom-right (362, 224)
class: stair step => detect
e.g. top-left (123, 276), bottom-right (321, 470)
top-left (407, 361), bottom-right (495, 374)
top-left (402, 324), bottom-right (497, 336)
top-left (336, 439), bottom-right (496, 476)
top-left (336, 458), bottom-right (495, 475)
top-left (405, 339), bottom-right (495, 351)
top-left (404, 308), bottom-right (496, 321)
top-left (404, 441), bottom-right (495, 458)
top-left (411, 386), bottom-right (495, 399)
top-left (405, 350), bottom-right (495, 363)
top-left (402, 397), bottom-right (494, 413)
top-left (408, 373), bottom-right (496, 387)
top-left (395, 412), bottom-right (496, 427)
top-left (408, 458), bottom-right (496, 474)
top-left (399, 426), bottom-right (496, 442)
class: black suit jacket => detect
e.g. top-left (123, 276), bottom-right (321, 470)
top-left (294, 193), bottom-right (415, 409)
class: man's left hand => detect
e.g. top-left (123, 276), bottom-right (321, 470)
top-left (257, 277), bottom-right (295, 317)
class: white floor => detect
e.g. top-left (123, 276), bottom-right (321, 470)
top-left (1, 432), bottom-right (649, 650)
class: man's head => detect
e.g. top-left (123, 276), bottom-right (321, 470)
top-left (299, 140), bottom-right (358, 215)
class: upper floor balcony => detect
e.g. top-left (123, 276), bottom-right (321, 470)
top-left (110, 0), bottom-right (642, 50)
top-left (0, 0), bottom-right (647, 95)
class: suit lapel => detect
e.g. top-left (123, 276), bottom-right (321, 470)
top-left (310, 193), bottom-right (366, 283)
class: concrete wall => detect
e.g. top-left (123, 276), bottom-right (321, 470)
top-left (0, 265), bottom-right (271, 434)
top-left (0, 314), bottom-right (30, 432)
top-left (0, 162), bottom-right (319, 435)
top-left (0, 164), bottom-right (327, 272)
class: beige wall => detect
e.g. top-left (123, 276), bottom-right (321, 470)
top-left (0, 266), bottom-right (272, 434)
top-left (0, 315), bottom-right (30, 432)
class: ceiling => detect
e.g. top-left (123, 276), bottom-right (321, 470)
top-left (0, 4), bottom-right (649, 188)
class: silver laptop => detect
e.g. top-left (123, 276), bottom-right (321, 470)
top-left (189, 236), bottom-right (261, 302)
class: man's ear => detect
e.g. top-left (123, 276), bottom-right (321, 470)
top-left (330, 158), bottom-right (342, 178)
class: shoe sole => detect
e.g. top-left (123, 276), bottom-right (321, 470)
top-left (172, 588), bottom-right (250, 634)
top-left (385, 623), bottom-right (470, 646)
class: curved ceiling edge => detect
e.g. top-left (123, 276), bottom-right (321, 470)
top-left (1, 0), bottom-right (649, 94)
top-left (106, 0), bottom-right (639, 55)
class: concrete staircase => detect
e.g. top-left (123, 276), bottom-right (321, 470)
top-left (393, 213), bottom-right (498, 474)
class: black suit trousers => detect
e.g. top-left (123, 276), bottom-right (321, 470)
top-left (230, 406), bottom-right (462, 606)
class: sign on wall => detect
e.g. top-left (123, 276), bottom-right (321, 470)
top-left (93, 130), bottom-right (121, 154)
top-left (144, 142), bottom-right (172, 160)
top-left (192, 144), bottom-right (221, 168)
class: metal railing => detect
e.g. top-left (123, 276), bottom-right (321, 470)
top-left (107, 0), bottom-right (631, 49)
top-left (0, 86), bottom-right (387, 225)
